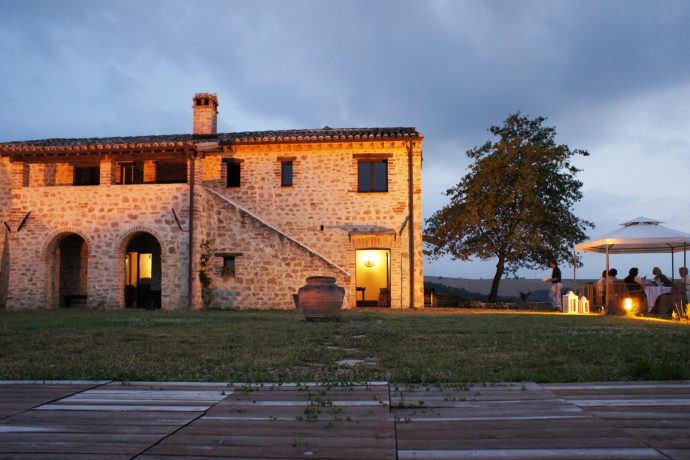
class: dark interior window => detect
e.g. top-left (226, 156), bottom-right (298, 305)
top-left (155, 160), bottom-right (187, 184)
top-left (281, 161), bottom-right (293, 187)
top-left (222, 256), bottom-right (236, 277)
top-left (358, 160), bottom-right (388, 192)
top-left (73, 166), bottom-right (100, 186)
top-left (120, 162), bottom-right (144, 185)
top-left (225, 160), bottom-right (241, 188)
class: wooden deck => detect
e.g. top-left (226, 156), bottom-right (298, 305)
top-left (0, 380), bottom-right (688, 459)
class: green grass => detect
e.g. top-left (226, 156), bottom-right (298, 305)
top-left (1, 309), bottom-right (689, 383)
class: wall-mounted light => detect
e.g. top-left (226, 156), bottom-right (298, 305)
top-left (364, 258), bottom-right (374, 268)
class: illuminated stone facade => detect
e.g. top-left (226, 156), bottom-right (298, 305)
top-left (0, 94), bottom-right (424, 310)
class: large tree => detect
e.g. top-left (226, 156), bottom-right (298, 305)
top-left (426, 113), bottom-right (593, 302)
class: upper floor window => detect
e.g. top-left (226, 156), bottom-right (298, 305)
top-left (73, 166), bottom-right (100, 186)
top-left (155, 160), bottom-right (187, 184)
top-left (358, 160), bottom-right (388, 192)
top-left (224, 159), bottom-right (241, 188)
top-left (281, 160), bottom-right (293, 187)
top-left (120, 161), bottom-right (144, 185)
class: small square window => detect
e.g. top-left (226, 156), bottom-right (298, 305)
top-left (73, 166), bottom-right (100, 186)
top-left (281, 161), bottom-right (293, 187)
top-left (358, 160), bottom-right (387, 192)
top-left (222, 256), bottom-right (236, 277)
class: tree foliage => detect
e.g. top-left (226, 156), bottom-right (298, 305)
top-left (425, 113), bottom-right (593, 301)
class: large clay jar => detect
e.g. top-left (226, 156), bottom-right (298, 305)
top-left (297, 276), bottom-right (345, 321)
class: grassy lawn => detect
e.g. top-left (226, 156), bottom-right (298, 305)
top-left (1, 309), bottom-right (689, 383)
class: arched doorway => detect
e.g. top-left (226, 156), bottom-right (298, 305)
top-left (124, 232), bottom-right (161, 309)
top-left (48, 233), bottom-right (89, 308)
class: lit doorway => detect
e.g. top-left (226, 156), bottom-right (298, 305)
top-left (124, 233), bottom-right (161, 309)
top-left (355, 249), bottom-right (390, 307)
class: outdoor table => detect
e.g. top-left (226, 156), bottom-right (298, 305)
top-left (644, 285), bottom-right (672, 311)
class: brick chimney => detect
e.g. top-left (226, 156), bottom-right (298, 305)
top-left (193, 93), bottom-right (218, 135)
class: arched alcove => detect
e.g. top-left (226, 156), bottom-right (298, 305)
top-left (46, 233), bottom-right (89, 308)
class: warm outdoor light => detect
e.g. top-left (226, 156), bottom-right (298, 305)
top-left (364, 257), bottom-right (375, 268)
top-left (624, 297), bottom-right (633, 313)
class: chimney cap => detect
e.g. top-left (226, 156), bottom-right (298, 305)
top-left (193, 93), bottom-right (218, 108)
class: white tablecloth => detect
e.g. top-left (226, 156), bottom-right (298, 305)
top-left (644, 286), bottom-right (672, 311)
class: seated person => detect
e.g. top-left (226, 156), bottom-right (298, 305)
top-left (652, 267), bottom-right (672, 287)
top-left (679, 267), bottom-right (690, 305)
top-left (596, 270), bottom-right (607, 306)
top-left (624, 267), bottom-right (647, 312)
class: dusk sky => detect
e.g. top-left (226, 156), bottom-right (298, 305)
top-left (2, 0), bottom-right (689, 280)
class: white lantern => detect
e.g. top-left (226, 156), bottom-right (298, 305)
top-left (562, 291), bottom-right (578, 313)
top-left (578, 296), bottom-right (590, 314)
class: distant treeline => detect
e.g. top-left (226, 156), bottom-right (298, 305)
top-left (424, 281), bottom-right (552, 303)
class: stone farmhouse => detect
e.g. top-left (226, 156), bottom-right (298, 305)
top-left (0, 93), bottom-right (424, 310)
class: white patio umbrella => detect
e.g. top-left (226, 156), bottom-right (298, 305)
top-left (574, 217), bottom-right (690, 309)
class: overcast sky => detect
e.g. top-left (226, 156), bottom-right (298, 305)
top-left (2, 0), bottom-right (689, 280)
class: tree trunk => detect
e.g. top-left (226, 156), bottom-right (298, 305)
top-left (488, 256), bottom-right (505, 302)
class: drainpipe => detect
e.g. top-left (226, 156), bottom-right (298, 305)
top-left (188, 151), bottom-right (196, 310)
top-left (407, 141), bottom-right (415, 309)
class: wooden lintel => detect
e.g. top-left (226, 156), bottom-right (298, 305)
top-left (352, 153), bottom-right (394, 159)
top-left (214, 252), bottom-right (243, 257)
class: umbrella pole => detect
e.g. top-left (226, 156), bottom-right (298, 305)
top-left (605, 245), bottom-right (609, 312)
top-left (573, 246), bottom-right (577, 293)
top-left (672, 251), bottom-right (675, 283)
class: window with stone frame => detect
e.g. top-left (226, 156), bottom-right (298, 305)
top-left (358, 159), bottom-right (388, 192)
top-left (222, 256), bottom-right (236, 277)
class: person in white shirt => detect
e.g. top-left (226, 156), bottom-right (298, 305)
top-left (678, 267), bottom-right (690, 305)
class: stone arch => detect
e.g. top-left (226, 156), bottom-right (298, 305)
top-left (115, 226), bottom-right (166, 309)
top-left (42, 228), bottom-right (94, 261)
top-left (43, 229), bottom-right (93, 308)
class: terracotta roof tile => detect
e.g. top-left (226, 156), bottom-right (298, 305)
top-left (0, 127), bottom-right (422, 154)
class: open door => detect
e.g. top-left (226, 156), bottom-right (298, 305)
top-left (124, 233), bottom-right (161, 309)
top-left (355, 249), bottom-right (390, 307)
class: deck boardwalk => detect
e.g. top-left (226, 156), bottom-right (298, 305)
top-left (0, 380), bottom-right (688, 459)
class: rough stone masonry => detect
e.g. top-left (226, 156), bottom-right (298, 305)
top-left (0, 94), bottom-right (424, 310)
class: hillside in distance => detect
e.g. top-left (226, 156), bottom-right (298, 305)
top-left (425, 276), bottom-right (597, 299)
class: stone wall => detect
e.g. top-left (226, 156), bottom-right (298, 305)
top-left (200, 139), bottom-right (424, 308)
top-left (0, 157), bottom-right (11, 308)
top-left (200, 189), bottom-right (349, 309)
top-left (5, 183), bottom-right (191, 310)
top-left (0, 137), bottom-right (423, 311)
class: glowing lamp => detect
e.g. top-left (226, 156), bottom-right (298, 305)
top-left (364, 257), bottom-right (374, 268)
top-left (623, 297), bottom-right (633, 313)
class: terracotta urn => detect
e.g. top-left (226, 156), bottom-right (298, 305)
top-left (297, 276), bottom-right (345, 321)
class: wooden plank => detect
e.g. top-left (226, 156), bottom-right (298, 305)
top-left (0, 441), bottom-right (152, 455)
top-left (160, 433), bottom-right (395, 449)
top-left (397, 448), bottom-right (665, 459)
top-left (35, 404), bottom-right (209, 412)
top-left (5, 409), bottom-right (200, 425)
top-left (0, 454), bottom-right (128, 460)
top-left (396, 436), bottom-right (647, 450)
top-left (145, 443), bottom-right (395, 459)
